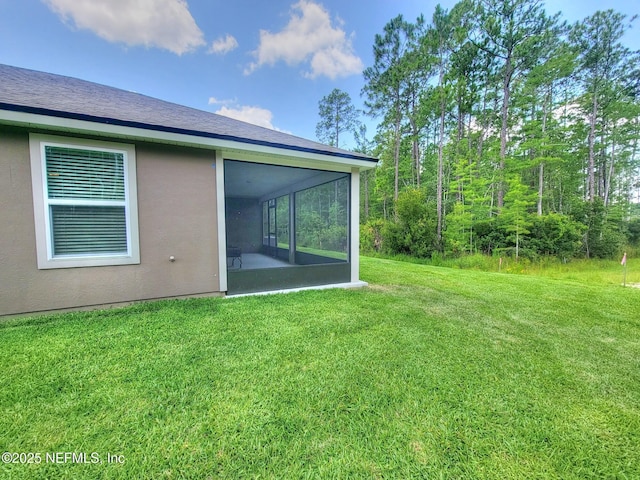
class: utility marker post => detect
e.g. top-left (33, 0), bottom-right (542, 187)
top-left (621, 252), bottom-right (627, 287)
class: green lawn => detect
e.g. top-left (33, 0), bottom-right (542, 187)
top-left (1, 257), bottom-right (639, 479)
top-left (295, 245), bottom-right (349, 260)
top-left (392, 251), bottom-right (640, 287)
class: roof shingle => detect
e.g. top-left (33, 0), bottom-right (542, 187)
top-left (0, 63), bottom-right (375, 162)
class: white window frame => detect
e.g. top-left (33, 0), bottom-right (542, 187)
top-left (29, 134), bottom-right (140, 269)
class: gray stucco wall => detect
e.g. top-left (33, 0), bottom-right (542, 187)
top-left (0, 128), bottom-right (221, 316)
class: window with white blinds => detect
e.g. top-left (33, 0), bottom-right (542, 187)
top-left (30, 134), bottom-right (139, 269)
top-left (45, 145), bottom-right (128, 256)
top-left (45, 146), bottom-right (125, 201)
top-left (50, 205), bottom-right (127, 255)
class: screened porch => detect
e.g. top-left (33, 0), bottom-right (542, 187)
top-left (224, 159), bottom-right (351, 294)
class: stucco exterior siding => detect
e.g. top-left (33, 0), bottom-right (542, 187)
top-left (0, 128), bottom-right (221, 316)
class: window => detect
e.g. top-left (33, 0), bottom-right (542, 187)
top-left (30, 134), bottom-right (139, 269)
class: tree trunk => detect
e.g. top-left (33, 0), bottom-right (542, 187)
top-left (456, 92), bottom-right (464, 202)
top-left (393, 93), bottom-right (401, 211)
top-left (538, 88), bottom-right (550, 216)
top-left (436, 52), bottom-right (447, 248)
top-left (409, 115), bottom-right (420, 188)
top-left (498, 54), bottom-right (514, 210)
top-left (413, 137), bottom-right (420, 188)
top-left (537, 162), bottom-right (544, 216)
top-left (394, 127), bottom-right (400, 204)
top-left (587, 90), bottom-right (598, 202)
top-left (632, 119), bottom-right (640, 206)
top-left (393, 118), bottom-right (401, 208)
top-left (335, 104), bottom-right (339, 147)
top-left (604, 130), bottom-right (615, 208)
top-left (477, 82), bottom-right (490, 163)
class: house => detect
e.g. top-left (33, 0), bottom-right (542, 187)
top-left (0, 64), bottom-right (376, 317)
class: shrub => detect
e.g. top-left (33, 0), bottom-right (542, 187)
top-left (473, 219), bottom-right (509, 256)
top-left (526, 213), bottom-right (585, 260)
top-left (360, 219), bottom-right (386, 254)
top-left (390, 189), bottom-right (438, 258)
top-left (570, 199), bottom-right (626, 258)
top-left (627, 219), bottom-right (640, 246)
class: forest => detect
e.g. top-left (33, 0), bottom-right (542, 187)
top-left (315, 0), bottom-right (640, 261)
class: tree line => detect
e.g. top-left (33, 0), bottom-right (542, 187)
top-left (316, 0), bottom-right (640, 261)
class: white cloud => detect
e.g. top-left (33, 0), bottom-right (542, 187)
top-left (245, 0), bottom-right (363, 79)
top-left (209, 34), bottom-right (238, 55)
top-left (43, 0), bottom-right (205, 55)
top-left (208, 96), bottom-right (237, 106)
top-left (215, 105), bottom-right (291, 133)
top-left (215, 105), bottom-right (277, 130)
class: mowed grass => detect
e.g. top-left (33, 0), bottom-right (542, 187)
top-left (521, 256), bottom-right (640, 286)
top-left (1, 257), bottom-right (639, 479)
top-left (396, 251), bottom-right (640, 287)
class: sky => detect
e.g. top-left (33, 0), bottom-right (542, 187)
top-left (1, 0), bottom-right (638, 149)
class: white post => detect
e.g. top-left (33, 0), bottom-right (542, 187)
top-left (350, 168), bottom-right (360, 283)
top-left (215, 151), bottom-right (227, 292)
top-left (289, 192), bottom-right (295, 264)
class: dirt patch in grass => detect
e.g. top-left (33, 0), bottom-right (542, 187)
top-left (366, 283), bottom-right (399, 293)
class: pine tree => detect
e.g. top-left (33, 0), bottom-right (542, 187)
top-left (472, 0), bottom-right (560, 210)
top-left (315, 89), bottom-right (358, 148)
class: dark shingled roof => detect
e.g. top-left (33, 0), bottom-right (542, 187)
top-left (0, 63), bottom-right (376, 162)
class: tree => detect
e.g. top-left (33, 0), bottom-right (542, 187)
top-left (472, 0), bottom-right (560, 210)
top-left (501, 175), bottom-right (535, 261)
top-left (359, 2), bottom-right (639, 261)
top-left (424, 0), bottom-right (473, 249)
top-left (570, 10), bottom-right (638, 202)
top-left (514, 42), bottom-right (575, 216)
top-left (363, 15), bottom-right (417, 205)
top-left (427, 5), bottom-right (455, 249)
top-left (400, 15), bottom-right (431, 189)
top-left (354, 123), bottom-right (376, 221)
top-left (315, 88), bottom-right (358, 148)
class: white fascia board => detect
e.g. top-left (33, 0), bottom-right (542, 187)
top-left (0, 109), bottom-right (376, 171)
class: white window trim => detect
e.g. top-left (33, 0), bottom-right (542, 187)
top-left (29, 133), bottom-right (140, 269)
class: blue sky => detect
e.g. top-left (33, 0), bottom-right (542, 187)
top-left (1, 0), bottom-right (638, 148)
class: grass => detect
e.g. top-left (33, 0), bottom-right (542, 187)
top-left (1, 257), bottom-right (639, 478)
top-left (295, 245), bottom-right (349, 260)
top-left (385, 251), bottom-right (640, 287)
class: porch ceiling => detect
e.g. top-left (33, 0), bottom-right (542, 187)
top-left (224, 160), bottom-right (345, 199)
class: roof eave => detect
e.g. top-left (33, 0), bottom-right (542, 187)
top-left (0, 103), bottom-right (378, 170)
